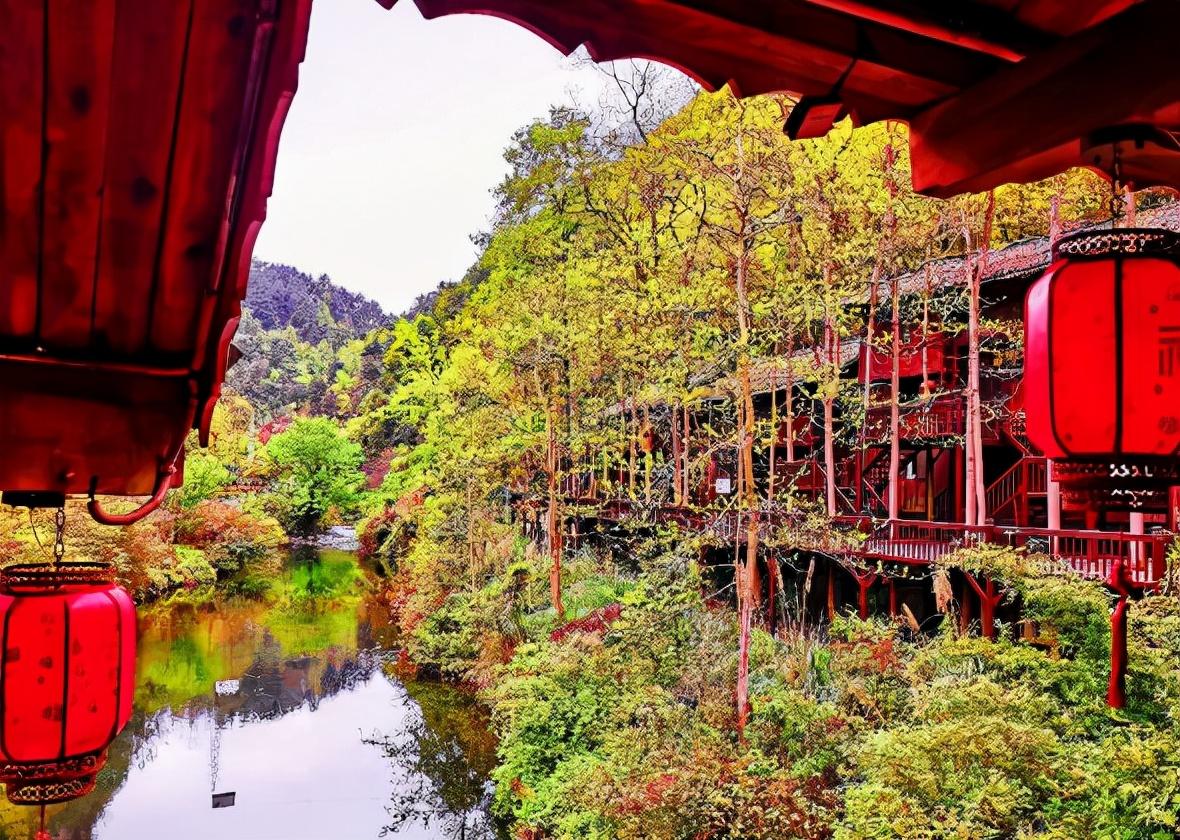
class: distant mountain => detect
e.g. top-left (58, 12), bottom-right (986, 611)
top-left (245, 260), bottom-right (389, 345)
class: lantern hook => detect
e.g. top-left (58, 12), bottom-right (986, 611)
top-left (86, 465), bottom-right (176, 527)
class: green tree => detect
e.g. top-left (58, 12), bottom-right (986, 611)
top-left (176, 451), bottom-right (232, 510)
top-left (264, 417), bottom-right (364, 534)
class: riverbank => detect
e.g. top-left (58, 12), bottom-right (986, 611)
top-left (377, 526), bottom-right (1180, 840)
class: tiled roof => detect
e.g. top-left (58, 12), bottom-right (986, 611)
top-left (881, 200), bottom-right (1180, 299)
top-left (706, 339), bottom-right (863, 398)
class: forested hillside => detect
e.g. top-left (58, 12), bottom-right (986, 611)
top-left (246, 260), bottom-right (388, 339)
top-left (226, 261), bottom-right (393, 420)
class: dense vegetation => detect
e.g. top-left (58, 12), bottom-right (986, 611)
top-left (15, 82), bottom-right (1179, 838)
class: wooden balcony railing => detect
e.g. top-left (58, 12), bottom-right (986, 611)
top-left (856, 519), bottom-right (1171, 586)
top-left (865, 396), bottom-right (965, 442)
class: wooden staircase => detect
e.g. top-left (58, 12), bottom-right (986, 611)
top-left (985, 456), bottom-right (1047, 526)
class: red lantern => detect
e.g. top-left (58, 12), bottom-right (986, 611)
top-left (1025, 229), bottom-right (1180, 508)
top-left (0, 563), bottom-right (136, 804)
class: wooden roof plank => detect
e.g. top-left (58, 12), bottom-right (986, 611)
top-left (0, 1), bottom-right (44, 341)
top-left (409, 0), bottom-right (996, 109)
top-left (38, 0), bottom-right (118, 351)
top-left (910, 0), bottom-right (1180, 195)
top-left (93, 0), bottom-right (194, 358)
top-left (150, 0), bottom-right (257, 356)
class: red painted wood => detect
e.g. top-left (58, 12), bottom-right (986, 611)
top-left (850, 569), bottom-right (876, 620)
top-left (38, 0), bottom-right (118, 350)
top-left (151, 0), bottom-right (257, 356)
top-left (1108, 595), bottom-right (1128, 708)
top-left (0, 1), bottom-right (44, 340)
top-left (0, 0), bottom-right (311, 500)
top-left (93, 0), bottom-right (194, 357)
top-left (909, 0), bottom-right (1180, 196)
top-left (393, 0), bottom-right (1180, 194)
top-left (860, 330), bottom-right (947, 383)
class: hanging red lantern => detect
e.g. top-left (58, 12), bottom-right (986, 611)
top-left (0, 562), bottom-right (136, 805)
top-left (1025, 228), bottom-right (1180, 509)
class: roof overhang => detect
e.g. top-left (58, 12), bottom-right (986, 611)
top-left (381, 0), bottom-right (1180, 195)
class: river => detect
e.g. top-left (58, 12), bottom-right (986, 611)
top-left (0, 548), bottom-right (505, 840)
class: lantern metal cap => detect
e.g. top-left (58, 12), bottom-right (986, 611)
top-left (0, 562), bottom-right (116, 594)
top-left (0, 749), bottom-right (108, 805)
top-left (4, 773), bottom-right (99, 805)
top-left (1053, 227), bottom-right (1180, 261)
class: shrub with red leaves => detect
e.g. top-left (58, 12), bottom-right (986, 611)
top-left (257, 415), bottom-right (292, 444)
top-left (550, 603), bottom-right (623, 642)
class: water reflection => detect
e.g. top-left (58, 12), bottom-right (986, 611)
top-left (366, 682), bottom-right (501, 839)
top-left (0, 550), bottom-right (503, 840)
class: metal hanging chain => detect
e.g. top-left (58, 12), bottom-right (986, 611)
top-left (1108, 141), bottom-right (1124, 227)
top-left (53, 507), bottom-right (66, 567)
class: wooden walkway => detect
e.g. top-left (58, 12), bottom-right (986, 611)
top-left (553, 497), bottom-right (1171, 588)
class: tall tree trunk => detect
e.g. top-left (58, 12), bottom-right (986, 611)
top-left (628, 395), bottom-right (637, 499)
top-left (862, 265), bottom-right (879, 424)
top-left (671, 401), bottom-right (683, 506)
top-left (768, 365), bottom-right (778, 501)
top-left (642, 404), bottom-right (653, 503)
top-left (921, 261), bottom-right (931, 389)
top-left (682, 405), bottom-right (692, 504)
top-left (888, 271), bottom-right (902, 520)
top-left (882, 136), bottom-right (901, 520)
top-left (964, 192), bottom-right (995, 525)
top-left (546, 403), bottom-right (565, 620)
top-left (785, 330), bottom-right (797, 464)
top-left (732, 122), bottom-right (759, 733)
top-left (823, 307), bottom-right (838, 517)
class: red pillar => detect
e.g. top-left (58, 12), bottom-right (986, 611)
top-left (1106, 557), bottom-right (1135, 709)
top-left (887, 578), bottom-right (898, 616)
top-left (851, 569), bottom-right (877, 620)
top-left (1108, 595), bottom-right (1129, 709)
top-left (965, 574), bottom-right (1002, 639)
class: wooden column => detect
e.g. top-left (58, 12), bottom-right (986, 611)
top-left (953, 448), bottom-right (965, 523)
top-left (850, 569), bottom-right (877, 620)
top-left (1107, 557), bottom-right (1135, 710)
top-left (1109, 595), bottom-right (1129, 709)
top-left (1129, 512), bottom-right (1145, 573)
top-left (965, 574), bottom-right (1003, 640)
top-left (826, 565), bottom-right (837, 621)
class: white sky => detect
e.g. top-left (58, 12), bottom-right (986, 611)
top-left (253, 0), bottom-right (616, 314)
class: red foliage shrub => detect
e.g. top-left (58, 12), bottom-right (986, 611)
top-left (257, 416), bottom-right (291, 444)
top-left (358, 507), bottom-right (399, 561)
top-left (361, 449), bottom-right (394, 489)
top-left (391, 648), bottom-right (418, 680)
top-left (550, 603), bottom-right (623, 642)
top-left (174, 500), bottom-right (280, 549)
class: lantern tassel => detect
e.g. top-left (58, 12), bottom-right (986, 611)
top-left (34, 804), bottom-right (49, 840)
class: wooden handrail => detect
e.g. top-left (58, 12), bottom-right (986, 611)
top-left (855, 518), bottom-right (1171, 586)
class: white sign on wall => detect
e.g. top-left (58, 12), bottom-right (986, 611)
top-left (714, 477), bottom-right (732, 494)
